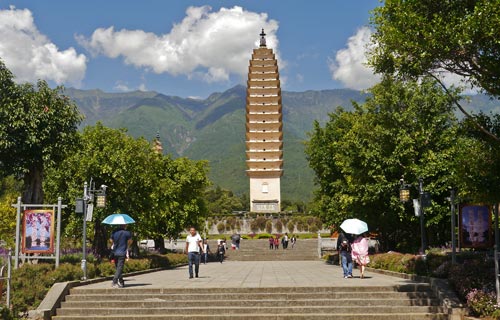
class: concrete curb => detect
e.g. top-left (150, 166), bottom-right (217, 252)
top-left (28, 265), bottom-right (186, 320)
top-left (365, 267), bottom-right (467, 320)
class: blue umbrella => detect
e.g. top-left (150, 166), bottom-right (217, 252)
top-left (102, 213), bottom-right (136, 225)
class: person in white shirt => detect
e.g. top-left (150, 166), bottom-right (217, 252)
top-left (185, 227), bottom-right (203, 278)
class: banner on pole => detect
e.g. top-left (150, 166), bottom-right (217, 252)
top-left (459, 204), bottom-right (492, 248)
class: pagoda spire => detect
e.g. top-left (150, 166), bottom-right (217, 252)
top-left (152, 131), bottom-right (163, 154)
top-left (259, 28), bottom-right (267, 48)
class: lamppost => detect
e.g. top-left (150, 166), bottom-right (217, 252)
top-left (447, 188), bottom-right (457, 264)
top-left (399, 177), bottom-right (429, 253)
top-left (76, 179), bottom-right (107, 280)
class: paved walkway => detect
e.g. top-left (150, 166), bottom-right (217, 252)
top-left (81, 261), bottom-right (418, 289)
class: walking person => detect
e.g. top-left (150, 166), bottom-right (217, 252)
top-left (274, 236), bottom-right (279, 249)
top-left (337, 231), bottom-right (353, 279)
top-left (231, 233), bottom-right (241, 250)
top-left (217, 240), bottom-right (226, 263)
top-left (290, 235), bottom-right (297, 249)
top-left (202, 239), bottom-right (211, 264)
top-left (185, 227), bottom-right (203, 278)
top-left (268, 236), bottom-right (274, 250)
top-left (352, 233), bottom-right (370, 279)
top-left (110, 224), bottom-right (132, 288)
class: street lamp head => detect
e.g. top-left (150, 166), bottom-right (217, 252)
top-left (399, 188), bottom-right (411, 202)
top-left (399, 178), bottom-right (411, 202)
top-left (96, 195), bottom-right (106, 208)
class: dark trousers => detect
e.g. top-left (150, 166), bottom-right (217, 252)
top-left (113, 255), bottom-right (126, 284)
top-left (188, 252), bottom-right (200, 276)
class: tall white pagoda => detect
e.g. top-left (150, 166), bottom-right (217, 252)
top-left (245, 29), bottom-right (283, 213)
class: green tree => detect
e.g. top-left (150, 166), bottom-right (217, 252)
top-left (205, 186), bottom-right (245, 215)
top-left (454, 112), bottom-right (500, 202)
top-left (142, 155), bottom-right (209, 250)
top-left (0, 60), bottom-right (82, 204)
top-left (44, 123), bottom-right (209, 255)
top-left (306, 77), bottom-right (463, 251)
top-left (0, 176), bottom-right (22, 247)
top-left (369, 0), bottom-right (500, 140)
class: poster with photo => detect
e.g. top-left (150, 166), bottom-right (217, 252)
top-left (22, 210), bottom-right (55, 253)
top-left (459, 204), bottom-right (492, 248)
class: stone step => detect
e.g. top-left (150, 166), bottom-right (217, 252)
top-left (52, 313), bottom-right (448, 320)
top-left (69, 284), bottom-right (433, 295)
top-left (66, 292), bottom-right (434, 301)
top-left (220, 239), bottom-right (319, 261)
top-left (56, 305), bottom-right (446, 316)
top-left (61, 298), bottom-right (441, 308)
top-left (66, 291), bottom-right (436, 302)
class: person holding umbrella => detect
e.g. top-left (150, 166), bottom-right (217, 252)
top-left (103, 213), bottom-right (135, 288)
top-left (110, 224), bottom-right (132, 288)
top-left (339, 218), bottom-right (369, 279)
top-left (352, 232), bottom-right (370, 279)
top-left (336, 230), bottom-right (353, 278)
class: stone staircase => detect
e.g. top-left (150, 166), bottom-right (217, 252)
top-left (53, 284), bottom-right (448, 319)
top-left (221, 238), bottom-right (319, 261)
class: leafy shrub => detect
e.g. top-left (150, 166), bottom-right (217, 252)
top-left (355, 250), bottom-right (498, 318)
top-left (265, 220), bottom-right (273, 233)
top-left (254, 216), bottom-right (267, 231)
top-left (309, 224), bottom-right (319, 233)
top-left (369, 253), bottom-right (426, 275)
top-left (286, 221), bottom-right (295, 233)
top-left (0, 305), bottom-right (13, 320)
top-left (448, 258), bottom-right (495, 299)
top-left (216, 222), bottom-right (225, 233)
top-left (11, 264), bottom-right (55, 316)
top-left (466, 288), bottom-right (498, 317)
top-left (256, 233), bottom-right (272, 239)
top-left (250, 220), bottom-right (259, 232)
top-left (275, 220), bottom-right (283, 233)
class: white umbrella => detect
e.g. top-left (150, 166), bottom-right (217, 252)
top-left (340, 218), bottom-right (368, 235)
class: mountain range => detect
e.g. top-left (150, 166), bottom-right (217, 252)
top-left (65, 85), bottom-right (499, 202)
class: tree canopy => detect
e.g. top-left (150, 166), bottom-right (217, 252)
top-left (0, 60), bottom-right (82, 204)
top-left (305, 77), bottom-right (466, 251)
top-left (369, 0), bottom-right (500, 141)
top-left (369, 0), bottom-right (500, 97)
top-left (44, 123), bottom-right (210, 256)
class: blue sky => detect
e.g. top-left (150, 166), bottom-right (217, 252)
top-left (0, 1), bottom-right (380, 98)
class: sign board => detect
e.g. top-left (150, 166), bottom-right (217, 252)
top-left (413, 199), bottom-right (420, 216)
top-left (86, 203), bottom-right (94, 222)
top-left (459, 204), bottom-right (492, 248)
top-left (75, 198), bottom-right (84, 214)
top-left (22, 210), bottom-right (55, 254)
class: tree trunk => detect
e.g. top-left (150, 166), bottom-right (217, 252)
top-left (22, 165), bottom-right (44, 204)
top-left (129, 239), bottom-right (140, 258)
top-left (93, 220), bottom-right (109, 260)
top-left (154, 237), bottom-right (166, 253)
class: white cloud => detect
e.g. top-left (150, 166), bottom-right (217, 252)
top-left (113, 81), bottom-right (131, 92)
top-left (0, 6), bottom-right (87, 86)
top-left (328, 26), bottom-right (380, 90)
top-left (113, 80), bottom-right (148, 92)
top-left (331, 27), bottom-right (478, 94)
top-left (78, 6), bottom-right (280, 83)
